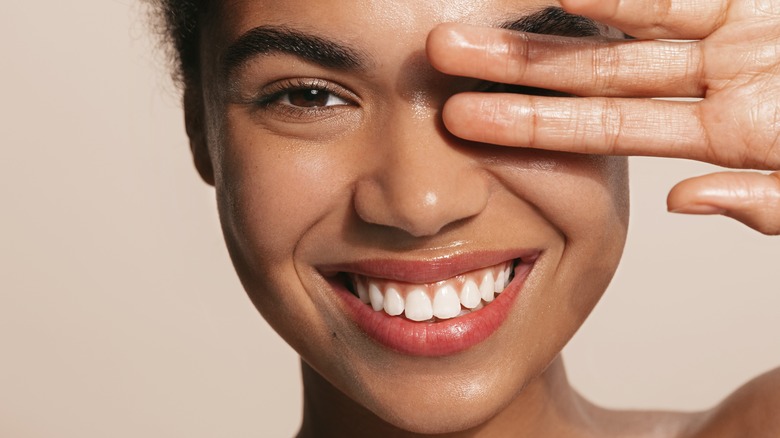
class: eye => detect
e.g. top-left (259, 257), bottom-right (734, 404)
top-left (279, 88), bottom-right (350, 108)
top-left (253, 78), bottom-right (356, 116)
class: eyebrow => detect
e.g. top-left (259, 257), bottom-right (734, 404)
top-left (221, 7), bottom-right (603, 78)
top-left (499, 7), bottom-right (604, 37)
top-left (222, 26), bottom-right (371, 79)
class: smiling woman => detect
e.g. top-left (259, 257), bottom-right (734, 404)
top-left (136, 0), bottom-right (780, 436)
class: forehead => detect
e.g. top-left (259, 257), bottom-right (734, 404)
top-left (209, 0), bottom-right (562, 43)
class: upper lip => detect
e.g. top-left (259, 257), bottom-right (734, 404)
top-left (318, 249), bottom-right (539, 284)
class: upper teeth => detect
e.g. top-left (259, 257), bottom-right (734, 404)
top-left (348, 261), bottom-right (515, 322)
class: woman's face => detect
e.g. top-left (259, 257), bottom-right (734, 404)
top-left (192, 0), bottom-right (629, 433)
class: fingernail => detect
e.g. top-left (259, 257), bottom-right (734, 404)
top-left (669, 204), bottom-right (727, 215)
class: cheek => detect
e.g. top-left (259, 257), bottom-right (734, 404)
top-left (540, 156), bottom-right (629, 281)
top-left (542, 156), bottom-right (629, 310)
top-left (488, 152), bottom-right (629, 240)
top-left (214, 129), bottom-right (350, 270)
top-left (211, 125), bottom-right (359, 352)
top-left (490, 153), bottom-right (629, 312)
top-left (548, 155), bottom-right (629, 241)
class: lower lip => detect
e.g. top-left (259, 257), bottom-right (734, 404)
top-left (331, 261), bottom-right (533, 357)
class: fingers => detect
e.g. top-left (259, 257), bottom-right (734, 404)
top-left (668, 171), bottom-right (780, 235)
top-left (442, 93), bottom-right (714, 162)
top-left (427, 24), bottom-right (704, 98)
top-left (559, 0), bottom-right (730, 39)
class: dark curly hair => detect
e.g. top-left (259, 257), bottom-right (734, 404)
top-left (147, 0), bottom-right (207, 87)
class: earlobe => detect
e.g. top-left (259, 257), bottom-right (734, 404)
top-left (184, 85), bottom-right (215, 186)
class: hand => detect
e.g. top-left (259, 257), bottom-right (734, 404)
top-left (427, 0), bottom-right (780, 235)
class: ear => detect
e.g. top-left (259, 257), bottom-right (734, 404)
top-left (184, 84), bottom-right (215, 186)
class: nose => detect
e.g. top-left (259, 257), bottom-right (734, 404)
top-left (353, 110), bottom-right (490, 238)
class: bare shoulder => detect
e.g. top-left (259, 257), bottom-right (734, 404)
top-left (687, 367), bottom-right (780, 437)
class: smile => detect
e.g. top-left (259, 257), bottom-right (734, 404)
top-left (322, 251), bottom-right (538, 356)
top-left (345, 261), bottom-right (515, 322)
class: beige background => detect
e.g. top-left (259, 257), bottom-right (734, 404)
top-left (1, 2), bottom-right (778, 437)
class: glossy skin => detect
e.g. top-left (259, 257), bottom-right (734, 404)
top-left (183, 0), bottom-right (780, 436)
top-left (433, 0), bottom-right (780, 234)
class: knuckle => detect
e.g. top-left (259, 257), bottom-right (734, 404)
top-left (600, 99), bottom-right (624, 154)
top-left (686, 43), bottom-right (706, 94)
top-left (523, 96), bottom-right (539, 148)
top-left (480, 96), bottom-right (534, 146)
top-left (651, 0), bottom-right (673, 30)
top-left (480, 98), bottom-right (503, 137)
top-left (592, 44), bottom-right (621, 93)
top-left (756, 172), bottom-right (780, 235)
top-left (502, 32), bottom-right (530, 83)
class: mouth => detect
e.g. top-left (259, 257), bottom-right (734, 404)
top-left (340, 259), bottom-right (517, 322)
top-left (321, 252), bottom-right (537, 356)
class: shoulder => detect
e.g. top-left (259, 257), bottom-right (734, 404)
top-left (688, 367), bottom-right (780, 438)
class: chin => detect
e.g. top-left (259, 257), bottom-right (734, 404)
top-left (344, 367), bottom-right (525, 435)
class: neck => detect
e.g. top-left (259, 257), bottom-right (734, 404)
top-left (297, 355), bottom-right (602, 438)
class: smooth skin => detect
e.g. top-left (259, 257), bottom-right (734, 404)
top-left (430, 0), bottom-right (780, 235)
top-left (183, 0), bottom-right (779, 436)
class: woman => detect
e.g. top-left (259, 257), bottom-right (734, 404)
top-left (150, 0), bottom-right (780, 435)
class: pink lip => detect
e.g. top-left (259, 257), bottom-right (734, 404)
top-left (322, 251), bottom-right (538, 357)
top-left (319, 249), bottom-right (538, 284)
